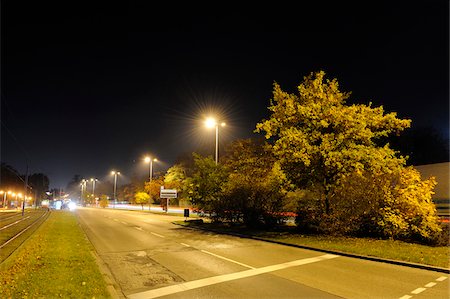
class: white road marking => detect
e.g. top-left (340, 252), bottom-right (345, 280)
top-left (150, 232), bottom-right (165, 238)
top-left (128, 254), bottom-right (339, 299)
top-left (425, 282), bottom-right (437, 288)
top-left (436, 276), bottom-right (448, 282)
top-left (398, 295), bottom-right (412, 299)
top-left (135, 227), bottom-right (143, 231)
top-left (0, 216), bottom-right (31, 231)
top-left (411, 287), bottom-right (426, 295)
top-left (121, 221), bottom-right (128, 225)
top-left (200, 250), bottom-right (255, 269)
top-left (113, 218), bottom-right (119, 221)
top-left (180, 243), bottom-right (190, 247)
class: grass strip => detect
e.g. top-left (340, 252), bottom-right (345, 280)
top-left (0, 210), bottom-right (111, 298)
top-left (175, 220), bottom-right (450, 269)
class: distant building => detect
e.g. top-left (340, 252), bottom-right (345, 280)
top-left (415, 162), bottom-right (449, 219)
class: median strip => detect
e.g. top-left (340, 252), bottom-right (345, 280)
top-left (128, 254), bottom-right (339, 299)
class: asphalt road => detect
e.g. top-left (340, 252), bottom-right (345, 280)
top-left (76, 207), bottom-right (449, 299)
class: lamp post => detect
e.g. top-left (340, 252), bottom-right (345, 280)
top-left (144, 157), bottom-right (157, 182)
top-left (80, 179), bottom-right (87, 206)
top-left (0, 191), bottom-right (8, 208)
top-left (111, 171), bottom-right (120, 208)
top-left (90, 178), bottom-right (98, 199)
top-left (205, 117), bottom-right (226, 164)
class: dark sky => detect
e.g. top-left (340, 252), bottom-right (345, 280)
top-left (2, 1), bottom-right (449, 190)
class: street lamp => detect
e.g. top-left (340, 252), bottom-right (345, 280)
top-left (111, 171), bottom-right (120, 208)
top-left (90, 178), bottom-right (98, 199)
top-left (0, 191), bottom-right (9, 208)
top-left (80, 179), bottom-right (87, 206)
top-left (205, 117), bottom-right (226, 164)
top-left (144, 156), bottom-right (158, 182)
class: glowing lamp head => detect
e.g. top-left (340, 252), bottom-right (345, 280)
top-left (205, 117), bottom-right (217, 128)
top-left (144, 157), bottom-right (150, 163)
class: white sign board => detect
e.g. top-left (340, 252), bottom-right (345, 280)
top-left (160, 189), bottom-right (177, 198)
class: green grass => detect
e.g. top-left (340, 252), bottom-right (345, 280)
top-left (0, 210), bottom-right (112, 298)
top-left (175, 220), bottom-right (450, 269)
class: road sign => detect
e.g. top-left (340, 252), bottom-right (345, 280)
top-left (160, 189), bottom-right (177, 198)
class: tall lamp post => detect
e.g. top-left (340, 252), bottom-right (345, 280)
top-left (144, 157), bottom-right (157, 182)
top-left (90, 178), bottom-right (98, 199)
top-left (111, 171), bottom-right (120, 208)
top-left (80, 179), bottom-right (87, 206)
top-left (205, 117), bottom-right (226, 164)
top-left (0, 191), bottom-right (10, 208)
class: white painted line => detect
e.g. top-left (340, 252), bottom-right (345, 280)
top-left (436, 276), bottom-right (448, 282)
top-left (425, 282), bottom-right (437, 288)
top-left (135, 227), bottom-right (143, 231)
top-left (180, 243), bottom-right (190, 247)
top-left (150, 232), bottom-right (165, 238)
top-left (127, 254), bottom-right (339, 299)
top-left (201, 250), bottom-right (255, 269)
top-left (121, 221), bottom-right (128, 225)
top-left (398, 295), bottom-right (412, 299)
top-left (113, 218), bottom-right (119, 221)
top-left (411, 287), bottom-right (426, 295)
top-left (0, 216), bottom-right (31, 231)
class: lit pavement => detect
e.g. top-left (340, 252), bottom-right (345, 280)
top-left (75, 207), bottom-right (449, 299)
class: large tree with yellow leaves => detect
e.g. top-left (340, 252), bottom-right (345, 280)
top-left (256, 71), bottom-right (411, 213)
top-left (256, 71), bottom-right (443, 241)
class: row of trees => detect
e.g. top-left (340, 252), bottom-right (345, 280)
top-left (160, 71), bottom-right (444, 245)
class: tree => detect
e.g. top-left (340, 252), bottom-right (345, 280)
top-left (99, 194), bottom-right (109, 208)
top-left (331, 167), bottom-right (441, 241)
top-left (144, 176), bottom-right (164, 206)
top-left (187, 153), bottom-right (228, 219)
top-left (26, 173), bottom-right (50, 206)
top-left (256, 70), bottom-right (411, 215)
top-left (164, 164), bottom-right (188, 206)
top-left (221, 138), bottom-right (289, 227)
top-left (134, 192), bottom-right (150, 210)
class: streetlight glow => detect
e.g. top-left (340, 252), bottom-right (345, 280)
top-left (205, 117), bottom-right (217, 128)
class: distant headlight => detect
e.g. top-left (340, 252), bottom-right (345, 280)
top-left (68, 202), bottom-right (77, 211)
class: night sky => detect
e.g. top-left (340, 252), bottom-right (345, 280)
top-left (2, 1), bottom-right (448, 190)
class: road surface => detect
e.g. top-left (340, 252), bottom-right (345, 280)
top-left (76, 207), bottom-right (449, 299)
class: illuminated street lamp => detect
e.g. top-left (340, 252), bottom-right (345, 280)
top-left (144, 156), bottom-right (158, 182)
top-left (111, 171), bottom-right (120, 208)
top-left (80, 179), bottom-right (87, 205)
top-left (0, 190), bottom-right (10, 208)
top-left (90, 178), bottom-right (98, 199)
top-left (205, 117), bottom-right (226, 164)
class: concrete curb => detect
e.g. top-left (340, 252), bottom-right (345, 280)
top-left (175, 222), bottom-right (450, 274)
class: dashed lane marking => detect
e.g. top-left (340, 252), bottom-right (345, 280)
top-left (399, 276), bottom-right (448, 299)
top-left (424, 282), bottom-right (436, 288)
top-left (180, 243), bottom-right (190, 247)
top-left (410, 288), bottom-right (426, 295)
top-left (200, 250), bottom-right (255, 269)
top-left (134, 227), bottom-right (143, 231)
top-left (121, 221), bottom-right (128, 225)
top-left (150, 232), bottom-right (165, 238)
top-left (127, 254), bottom-right (339, 299)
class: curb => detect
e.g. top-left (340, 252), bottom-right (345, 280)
top-left (175, 222), bottom-right (450, 274)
